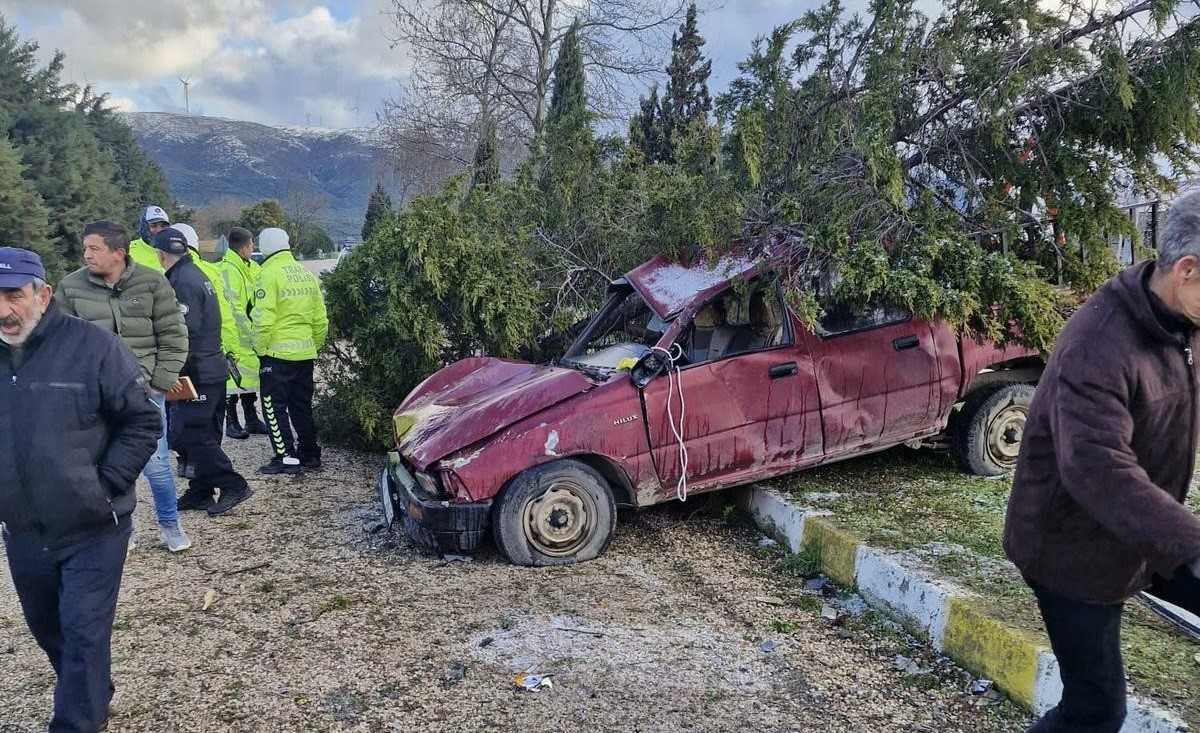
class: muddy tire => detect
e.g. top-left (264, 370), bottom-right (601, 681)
top-left (952, 383), bottom-right (1036, 477)
top-left (492, 459), bottom-right (616, 566)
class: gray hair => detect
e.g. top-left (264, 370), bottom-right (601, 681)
top-left (1159, 191), bottom-right (1200, 267)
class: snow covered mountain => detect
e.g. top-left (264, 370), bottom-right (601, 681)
top-left (124, 112), bottom-right (387, 239)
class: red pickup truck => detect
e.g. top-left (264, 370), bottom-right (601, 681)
top-left (378, 252), bottom-right (1044, 564)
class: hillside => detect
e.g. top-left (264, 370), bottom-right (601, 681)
top-left (124, 112), bottom-right (387, 239)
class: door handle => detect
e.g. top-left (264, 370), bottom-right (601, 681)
top-left (892, 334), bottom-right (920, 351)
top-left (769, 361), bottom-right (798, 378)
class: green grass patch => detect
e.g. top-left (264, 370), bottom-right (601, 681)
top-left (773, 447), bottom-right (1200, 727)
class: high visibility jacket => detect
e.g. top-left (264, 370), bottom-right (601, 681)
top-left (251, 251), bottom-right (328, 361)
top-left (217, 249), bottom-right (260, 392)
top-left (187, 247), bottom-right (239, 358)
top-left (128, 238), bottom-right (163, 272)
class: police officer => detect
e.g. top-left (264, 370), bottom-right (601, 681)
top-left (217, 227), bottom-right (268, 438)
top-left (153, 227), bottom-right (252, 515)
top-left (129, 204), bottom-right (171, 271)
top-left (253, 228), bottom-right (328, 474)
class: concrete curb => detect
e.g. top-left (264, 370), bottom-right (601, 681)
top-left (741, 485), bottom-right (1190, 732)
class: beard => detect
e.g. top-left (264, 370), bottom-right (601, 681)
top-left (0, 309), bottom-right (42, 346)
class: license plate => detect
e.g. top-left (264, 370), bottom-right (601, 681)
top-left (380, 470), bottom-right (396, 527)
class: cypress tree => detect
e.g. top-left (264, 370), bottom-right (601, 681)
top-left (362, 183), bottom-right (396, 241)
top-left (658, 2), bottom-right (712, 165)
top-left (547, 21), bottom-right (587, 129)
top-left (469, 120), bottom-right (500, 193)
top-left (0, 136), bottom-right (59, 279)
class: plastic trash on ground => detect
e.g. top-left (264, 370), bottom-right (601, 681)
top-left (513, 672), bottom-right (554, 692)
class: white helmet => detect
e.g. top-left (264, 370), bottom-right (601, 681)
top-left (173, 223), bottom-right (200, 251)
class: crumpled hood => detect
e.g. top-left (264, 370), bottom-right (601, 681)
top-left (394, 357), bottom-right (595, 470)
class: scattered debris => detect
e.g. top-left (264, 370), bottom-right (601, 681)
top-left (757, 536), bottom-right (780, 548)
top-left (202, 588), bottom-right (217, 612)
top-left (969, 679), bottom-right (993, 695)
top-left (893, 655), bottom-right (932, 676)
top-left (438, 554), bottom-right (473, 565)
top-left (478, 637), bottom-right (494, 648)
top-left (513, 672), bottom-right (554, 692)
top-left (836, 630), bottom-right (854, 640)
top-left (804, 576), bottom-right (829, 592)
top-left (549, 618), bottom-right (605, 636)
top-left (758, 639), bottom-right (778, 653)
top-left (226, 561), bottom-right (271, 575)
top-left (754, 596), bottom-right (787, 606)
top-left (443, 661), bottom-right (467, 684)
top-left (819, 605), bottom-right (838, 621)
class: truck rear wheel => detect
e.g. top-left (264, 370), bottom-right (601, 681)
top-left (952, 383), bottom-right (1036, 477)
top-left (493, 459), bottom-right (616, 566)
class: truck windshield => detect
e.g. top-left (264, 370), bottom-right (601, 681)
top-left (560, 286), bottom-right (668, 374)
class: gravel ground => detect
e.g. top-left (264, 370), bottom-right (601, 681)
top-left (1, 436), bottom-right (1033, 732)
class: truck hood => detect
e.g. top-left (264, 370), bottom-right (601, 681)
top-left (394, 357), bottom-right (596, 470)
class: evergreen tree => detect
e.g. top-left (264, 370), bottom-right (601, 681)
top-left (628, 85), bottom-right (668, 163)
top-left (660, 4), bottom-right (712, 144)
top-left (546, 21), bottom-right (586, 129)
top-left (469, 121), bottom-right (500, 193)
top-left (362, 182), bottom-right (396, 241)
top-left (237, 199), bottom-right (288, 235)
top-left (0, 136), bottom-right (59, 278)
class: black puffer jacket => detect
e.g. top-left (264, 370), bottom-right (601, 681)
top-left (0, 301), bottom-right (160, 548)
top-left (165, 253), bottom-right (227, 386)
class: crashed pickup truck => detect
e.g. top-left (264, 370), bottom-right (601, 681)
top-left (378, 252), bottom-right (1043, 565)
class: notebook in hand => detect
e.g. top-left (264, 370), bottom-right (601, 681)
top-left (164, 376), bottom-right (198, 402)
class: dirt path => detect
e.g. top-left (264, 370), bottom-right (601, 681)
top-left (1, 437), bottom-right (1032, 732)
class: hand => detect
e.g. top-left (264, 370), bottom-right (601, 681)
top-left (167, 378), bottom-right (184, 393)
top-left (226, 352), bottom-right (238, 364)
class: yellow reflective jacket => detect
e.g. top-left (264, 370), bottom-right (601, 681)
top-left (251, 251), bottom-right (328, 361)
top-left (217, 249), bottom-right (260, 391)
top-left (128, 238), bottom-right (163, 272)
top-left (187, 247), bottom-right (238, 357)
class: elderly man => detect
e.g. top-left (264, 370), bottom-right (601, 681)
top-left (154, 227), bottom-right (252, 516)
top-left (1005, 192), bottom-right (1200, 733)
top-left (56, 219), bottom-right (192, 551)
top-left (0, 247), bottom-right (160, 732)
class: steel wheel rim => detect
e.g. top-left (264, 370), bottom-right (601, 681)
top-left (524, 481), bottom-right (596, 557)
top-left (986, 398), bottom-right (1027, 467)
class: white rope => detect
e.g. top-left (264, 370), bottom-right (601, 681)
top-left (652, 344), bottom-right (690, 502)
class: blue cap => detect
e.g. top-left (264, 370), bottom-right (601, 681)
top-left (0, 247), bottom-right (46, 288)
top-left (153, 226), bottom-right (190, 255)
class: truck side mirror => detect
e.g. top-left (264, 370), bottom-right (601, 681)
top-left (630, 351), bottom-right (668, 388)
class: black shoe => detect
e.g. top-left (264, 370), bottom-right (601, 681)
top-left (244, 416), bottom-right (269, 435)
top-left (300, 456), bottom-right (322, 470)
top-left (177, 488), bottom-right (215, 511)
top-left (258, 456), bottom-right (302, 475)
top-left (225, 421), bottom-right (249, 440)
top-left (207, 486), bottom-right (253, 516)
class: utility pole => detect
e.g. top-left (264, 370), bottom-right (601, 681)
top-left (178, 77), bottom-right (191, 113)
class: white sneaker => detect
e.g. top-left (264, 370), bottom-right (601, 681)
top-left (160, 523), bottom-right (193, 552)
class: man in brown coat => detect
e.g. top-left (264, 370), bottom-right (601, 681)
top-left (1005, 192), bottom-right (1200, 733)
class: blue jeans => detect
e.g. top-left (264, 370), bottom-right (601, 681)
top-left (141, 392), bottom-right (179, 526)
top-left (4, 520), bottom-right (132, 732)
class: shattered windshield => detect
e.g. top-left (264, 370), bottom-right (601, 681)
top-left (561, 286), bottom-right (668, 374)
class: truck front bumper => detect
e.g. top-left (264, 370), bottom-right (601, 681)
top-left (378, 452), bottom-right (491, 555)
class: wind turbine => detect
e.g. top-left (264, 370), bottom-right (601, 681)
top-left (178, 76), bottom-right (191, 113)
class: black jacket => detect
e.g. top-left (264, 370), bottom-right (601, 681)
top-left (165, 253), bottom-right (226, 386)
top-left (1005, 261), bottom-right (1200, 603)
top-left (0, 301), bottom-right (160, 548)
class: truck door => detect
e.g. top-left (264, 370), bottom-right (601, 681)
top-left (801, 300), bottom-right (941, 456)
top-left (641, 274), bottom-right (822, 500)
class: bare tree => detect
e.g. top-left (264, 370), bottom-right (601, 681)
top-left (383, 0), bottom-right (689, 164)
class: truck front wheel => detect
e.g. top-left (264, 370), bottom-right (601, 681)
top-left (493, 460), bottom-right (616, 566)
top-left (952, 383), bottom-right (1036, 477)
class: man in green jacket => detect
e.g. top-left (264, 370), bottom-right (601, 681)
top-left (56, 219), bottom-right (193, 552)
top-left (217, 227), bottom-right (267, 438)
top-left (128, 205), bottom-right (171, 272)
top-left (252, 228), bottom-right (328, 474)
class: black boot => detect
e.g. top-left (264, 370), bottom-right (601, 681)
top-left (225, 396), bottom-right (249, 439)
top-left (242, 393), bottom-right (268, 435)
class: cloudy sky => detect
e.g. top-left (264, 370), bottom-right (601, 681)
top-left (0, 0), bottom-right (814, 129)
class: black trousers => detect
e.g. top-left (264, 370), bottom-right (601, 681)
top-left (4, 520), bottom-right (132, 733)
top-left (259, 356), bottom-right (319, 461)
top-left (168, 382), bottom-right (248, 495)
top-left (1028, 568), bottom-right (1200, 733)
